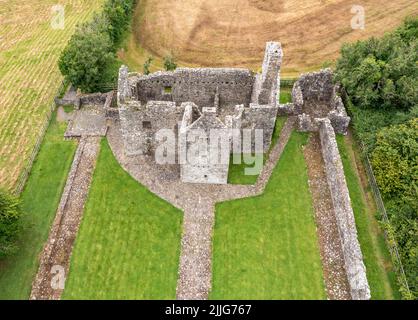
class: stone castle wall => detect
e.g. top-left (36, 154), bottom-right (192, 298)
top-left (242, 105), bottom-right (278, 152)
top-left (318, 118), bottom-right (371, 300)
top-left (180, 107), bottom-right (231, 184)
top-left (296, 69), bottom-right (334, 103)
top-left (135, 68), bottom-right (255, 109)
top-left (278, 69), bottom-right (350, 135)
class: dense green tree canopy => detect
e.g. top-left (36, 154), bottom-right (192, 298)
top-left (372, 118), bottom-right (418, 198)
top-left (335, 17), bottom-right (418, 111)
top-left (336, 17), bottom-right (418, 298)
top-left (59, 15), bottom-right (115, 93)
top-left (59, 0), bottom-right (136, 92)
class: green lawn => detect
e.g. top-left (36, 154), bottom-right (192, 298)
top-left (337, 135), bottom-right (400, 300)
top-left (62, 139), bottom-right (182, 299)
top-left (279, 88), bottom-right (292, 104)
top-left (211, 132), bottom-right (326, 299)
top-left (228, 117), bottom-right (288, 185)
top-left (0, 113), bottom-right (76, 299)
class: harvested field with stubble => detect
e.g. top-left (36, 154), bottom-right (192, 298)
top-left (126, 0), bottom-right (417, 75)
top-left (0, 0), bottom-right (104, 190)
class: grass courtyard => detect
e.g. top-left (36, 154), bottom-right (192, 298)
top-left (211, 132), bottom-right (326, 299)
top-left (62, 139), bottom-right (183, 299)
top-left (0, 113), bottom-right (76, 299)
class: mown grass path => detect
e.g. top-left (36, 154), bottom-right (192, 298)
top-left (337, 134), bottom-right (400, 300)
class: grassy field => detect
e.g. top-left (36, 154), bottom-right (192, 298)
top-left (337, 135), bottom-right (400, 300)
top-left (0, 112), bottom-right (76, 299)
top-left (0, 0), bottom-right (104, 190)
top-left (211, 132), bottom-right (326, 299)
top-left (121, 0), bottom-right (418, 76)
top-left (62, 139), bottom-right (182, 299)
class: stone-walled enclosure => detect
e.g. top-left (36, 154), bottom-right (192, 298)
top-left (118, 42), bottom-right (282, 184)
top-left (111, 43), bottom-right (370, 299)
top-left (278, 68), bottom-right (350, 134)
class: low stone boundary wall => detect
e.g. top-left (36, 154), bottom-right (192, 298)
top-left (30, 137), bottom-right (101, 300)
top-left (55, 97), bottom-right (78, 106)
top-left (79, 92), bottom-right (107, 105)
top-left (318, 119), bottom-right (371, 300)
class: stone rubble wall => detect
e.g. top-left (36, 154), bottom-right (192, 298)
top-left (79, 92), bottom-right (107, 106)
top-left (329, 95), bottom-right (351, 134)
top-left (297, 68), bottom-right (334, 103)
top-left (180, 108), bottom-right (231, 184)
top-left (277, 102), bottom-right (294, 116)
top-left (135, 68), bottom-right (254, 109)
top-left (120, 100), bottom-right (186, 156)
top-left (297, 113), bottom-right (320, 132)
top-left (256, 42), bottom-right (283, 106)
top-left (289, 69), bottom-right (350, 134)
top-left (318, 118), bottom-right (371, 300)
top-left (292, 82), bottom-right (304, 114)
top-left (104, 91), bottom-right (119, 118)
top-left (55, 97), bottom-right (78, 107)
top-left (243, 104), bottom-right (278, 152)
top-left (118, 65), bottom-right (131, 104)
top-left (30, 137), bottom-right (100, 300)
top-left (119, 102), bottom-right (144, 156)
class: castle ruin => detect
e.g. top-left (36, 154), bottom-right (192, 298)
top-left (117, 42), bottom-right (282, 184)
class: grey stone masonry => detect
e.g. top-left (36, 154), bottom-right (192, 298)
top-left (117, 42), bottom-right (282, 184)
top-left (180, 107), bottom-right (230, 184)
top-left (256, 41), bottom-right (283, 106)
top-left (280, 69), bottom-right (351, 135)
top-left (318, 118), bottom-right (371, 300)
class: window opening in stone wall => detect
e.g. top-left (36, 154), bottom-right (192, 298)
top-left (163, 86), bottom-right (173, 94)
top-left (143, 121), bottom-right (152, 129)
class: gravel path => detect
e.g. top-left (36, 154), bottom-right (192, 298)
top-left (176, 197), bottom-right (215, 299)
top-left (107, 117), bottom-right (295, 299)
top-left (30, 136), bottom-right (100, 300)
top-left (303, 134), bottom-right (351, 300)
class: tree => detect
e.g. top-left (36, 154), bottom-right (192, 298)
top-left (103, 0), bottom-right (136, 49)
top-left (371, 118), bottom-right (418, 198)
top-left (371, 118), bottom-right (418, 297)
top-left (59, 15), bottom-right (115, 93)
top-left (0, 190), bottom-right (23, 258)
top-left (335, 17), bottom-right (418, 111)
top-left (163, 55), bottom-right (177, 71)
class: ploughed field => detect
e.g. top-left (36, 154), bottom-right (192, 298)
top-left (126, 0), bottom-right (417, 75)
top-left (0, 0), bottom-right (104, 190)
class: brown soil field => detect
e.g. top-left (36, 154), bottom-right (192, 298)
top-left (127, 0), bottom-right (417, 76)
